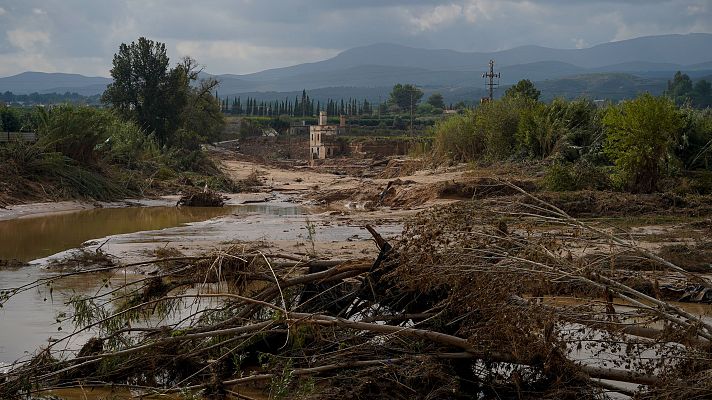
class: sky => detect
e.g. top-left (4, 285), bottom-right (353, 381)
top-left (0, 0), bottom-right (710, 77)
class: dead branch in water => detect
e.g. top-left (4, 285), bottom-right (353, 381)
top-left (3, 190), bottom-right (712, 399)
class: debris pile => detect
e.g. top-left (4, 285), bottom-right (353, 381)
top-left (2, 189), bottom-right (712, 399)
top-left (177, 189), bottom-right (225, 207)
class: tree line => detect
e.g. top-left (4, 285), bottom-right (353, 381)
top-left (218, 84), bottom-right (449, 117)
top-left (0, 91), bottom-right (100, 106)
top-left (218, 90), bottom-right (374, 117)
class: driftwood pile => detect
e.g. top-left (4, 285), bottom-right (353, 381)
top-left (177, 188), bottom-right (225, 207)
top-left (1, 188), bottom-right (712, 399)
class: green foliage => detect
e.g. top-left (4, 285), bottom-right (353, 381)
top-left (517, 98), bottom-right (603, 160)
top-left (676, 108), bottom-right (712, 170)
top-left (417, 102), bottom-right (441, 115)
top-left (433, 98), bottom-right (523, 162)
top-left (102, 37), bottom-right (179, 146)
top-left (427, 92), bottom-right (445, 109)
top-left (38, 106), bottom-right (113, 165)
top-left (544, 160), bottom-right (612, 191)
top-left (0, 104), bottom-right (231, 202)
top-left (102, 38), bottom-right (224, 148)
top-left (432, 109), bottom-right (481, 162)
top-left (0, 106), bottom-right (21, 131)
top-left (105, 120), bottom-right (159, 169)
top-left (388, 83), bottom-right (424, 111)
top-left (505, 79), bottom-right (541, 102)
top-left (517, 101), bottom-right (566, 159)
top-left (603, 93), bottom-right (684, 192)
top-left (666, 71), bottom-right (712, 108)
top-left (180, 75), bottom-right (225, 144)
top-left (476, 98), bottom-right (522, 160)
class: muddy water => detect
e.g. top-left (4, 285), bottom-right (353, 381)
top-left (0, 204), bottom-right (303, 263)
top-left (0, 206), bottom-right (240, 262)
top-left (0, 203), bottom-right (307, 364)
top-left (0, 202), bottom-right (400, 399)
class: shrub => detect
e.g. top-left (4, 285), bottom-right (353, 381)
top-left (37, 106), bottom-right (113, 165)
top-left (106, 121), bottom-right (159, 169)
top-left (433, 99), bottom-right (524, 162)
top-left (516, 102), bottom-right (566, 159)
top-left (603, 93), bottom-right (684, 193)
top-left (544, 160), bottom-right (612, 191)
top-left (516, 98), bottom-right (603, 161)
top-left (676, 107), bottom-right (712, 170)
top-left (432, 109), bottom-right (482, 162)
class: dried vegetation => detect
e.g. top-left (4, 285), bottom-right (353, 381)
top-left (1, 187), bottom-right (712, 399)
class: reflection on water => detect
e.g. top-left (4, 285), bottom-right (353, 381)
top-left (0, 204), bottom-right (303, 262)
top-left (0, 265), bottom-right (119, 365)
top-left (0, 202), bottom-right (304, 365)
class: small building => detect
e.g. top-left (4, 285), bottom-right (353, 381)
top-left (289, 121), bottom-right (310, 136)
top-left (309, 111), bottom-right (346, 160)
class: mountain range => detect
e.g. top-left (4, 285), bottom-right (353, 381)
top-left (1, 33), bottom-right (711, 102)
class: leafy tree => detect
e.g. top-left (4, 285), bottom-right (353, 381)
top-left (504, 79), bottom-right (541, 102)
top-left (388, 84), bottom-right (423, 111)
top-left (666, 71), bottom-right (694, 105)
top-left (417, 103), bottom-right (441, 115)
top-left (179, 76), bottom-right (223, 147)
top-left (603, 93), bottom-right (684, 193)
top-left (0, 107), bottom-right (21, 132)
top-left (675, 108), bottom-right (712, 170)
top-left (102, 37), bottom-right (189, 146)
top-left (692, 80), bottom-right (712, 108)
top-left (427, 93), bottom-right (445, 109)
top-left (102, 38), bottom-right (223, 148)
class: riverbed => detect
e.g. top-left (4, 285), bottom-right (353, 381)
top-left (0, 198), bottom-right (402, 368)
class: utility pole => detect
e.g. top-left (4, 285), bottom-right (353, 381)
top-left (482, 59), bottom-right (501, 101)
top-left (409, 90), bottom-right (414, 136)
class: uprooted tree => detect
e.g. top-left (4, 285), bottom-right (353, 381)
top-left (1, 187), bottom-right (712, 399)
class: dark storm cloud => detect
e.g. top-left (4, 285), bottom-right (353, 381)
top-left (0, 0), bottom-right (709, 76)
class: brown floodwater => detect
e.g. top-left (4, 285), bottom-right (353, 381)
top-left (0, 204), bottom-right (303, 263)
top-left (0, 206), bottom-right (241, 262)
top-left (0, 203), bottom-right (306, 364)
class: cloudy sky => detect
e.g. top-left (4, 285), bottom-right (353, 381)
top-left (0, 0), bottom-right (710, 77)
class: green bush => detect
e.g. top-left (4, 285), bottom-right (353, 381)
top-left (603, 93), bottom-right (684, 193)
top-left (517, 102), bottom-right (566, 159)
top-left (433, 99), bottom-right (524, 162)
top-left (36, 106), bottom-right (114, 165)
top-left (105, 120), bottom-right (159, 168)
top-left (0, 140), bottom-right (126, 200)
top-left (676, 108), bottom-right (712, 170)
top-left (516, 98), bottom-right (603, 161)
top-left (0, 107), bottom-right (22, 131)
top-left (432, 109), bottom-right (482, 162)
top-left (544, 160), bottom-right (612, 191)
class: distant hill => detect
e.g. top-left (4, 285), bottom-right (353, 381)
top-left (0, 72), bottom-right (110, 95)
top-left (1, 33), bottom-right (711, 102)
top-left (535, 73), bottom-right (667, 102)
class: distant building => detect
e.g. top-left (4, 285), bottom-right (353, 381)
top-left (593, 99), bottom-right (609, 108)
top-left (289, 120), bottom-right (310, 136)
top-left (309, 111), bottom-right (346, 160)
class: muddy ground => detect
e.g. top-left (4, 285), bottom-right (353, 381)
top-left (3, 148), bottom-right (712, 400)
